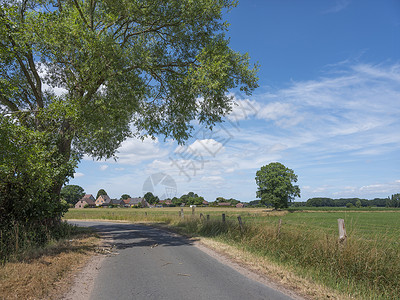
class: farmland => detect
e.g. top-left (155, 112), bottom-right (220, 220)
top-left (64, 207), bottom-right (400, 299)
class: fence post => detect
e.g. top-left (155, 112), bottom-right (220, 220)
top-left (207, 214), bottom-right (210, 221)
top-left (200, 213), bottom-right (203, 220)
top-left (222, 213), bottom-right (226, 223)
top-left (237, 216), bottom-right (243, 231)
top-left (338, 219), bottom-right (347, 244)
top-left (277, 219), bottom-right (282, 237)
top-left (192, 206), bottom-right (195, 216)
top-left (181, 208), bottom-right (184, 220)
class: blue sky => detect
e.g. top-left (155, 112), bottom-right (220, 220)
top-left (70, 0), bottom-right (400, 202)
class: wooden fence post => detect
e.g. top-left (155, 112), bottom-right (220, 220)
top-left (181, 208), bottom-right (184, 220)
top-left (207, 214), bottom-right (210, 221)
top-left (200, 213), bottom-right (203, 220)
top-left (222, 213), bottom-right (226, 223)
top-left (192, 206), bottom-right (195, 216)
top-left (237, 216), bottom-right (243, 231)
top-left (277, 219), bottom-right (282, 237)
top-left (338, 219), bottom-right (347, 244)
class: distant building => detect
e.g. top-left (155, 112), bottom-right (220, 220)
top-left (75, 194), bottom-right (96, 208)
top-left (96, 194), bottom-right (111, 206)
top-left (128, 197), bottom-right (149, 207)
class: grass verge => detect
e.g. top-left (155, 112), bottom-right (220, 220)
top-left (0, 226), bottom-right (100, 300)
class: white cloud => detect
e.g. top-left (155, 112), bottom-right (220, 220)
top-left (115, 137), bottom-right (169, 165)
top-left (175, 139), bottom-right (225, 158)
top-left (73, 172), bottom-right (84, 178)
top-left (100, 165), bottom-right (108, 171)
top-left (227, 98), bottom-right (260, 121)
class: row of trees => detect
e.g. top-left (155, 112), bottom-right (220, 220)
top-left (299, 194), bottom-right (400, 208)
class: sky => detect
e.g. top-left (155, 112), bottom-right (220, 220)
top-left (70, 0), bottom-right (400, 202)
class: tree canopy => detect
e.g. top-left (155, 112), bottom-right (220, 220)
top-left (60, 184), bottom-right (85, 205)
top-left (120, 194), bottom-right (131, 200)
top-left (96, 189), bottom-right (107, 199)
top-left (255, 162), bottom-right (300, 209)
top-left (0, 0), bottom-right (258, 239)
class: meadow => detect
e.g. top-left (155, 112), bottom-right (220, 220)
top-left (65, 207), bottom-right (400, 299)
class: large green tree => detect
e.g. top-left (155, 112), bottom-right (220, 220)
top-left (60, 184), bottom-right (85, 205)
top-left (96, 189), bottom-right (107, 199)
top-left (255, 162), bottom-right (300, 209)
top-left (0, 0), bottom-right (258, 204)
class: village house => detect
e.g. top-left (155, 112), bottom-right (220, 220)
top-left (75, 194), bottom-right (96, 208)
top-left (96, 194), bottom-right (111, 206)
top-left (128, 197), bottom-right (149, 208)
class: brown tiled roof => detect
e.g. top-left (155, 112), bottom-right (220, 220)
top-left (80, 194), bottom-right (95, 205)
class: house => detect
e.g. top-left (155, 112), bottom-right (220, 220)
top-left (218, 202), bottom-right (231, 206)
top-left (202, 200), bottom-right (209, 206)
top-left (236, 203), bottom-right (247, 208)
top-left (110, 199), bottom-right (124, 206)
top-left (159, 199), bottom-right (173, 206)
top-left (96, 194), bottom-right (112, 206)
top-left (121, 198), bottom-right (131, 207)
top-left (128, 197), bottom-right (149, 208)
top-left (75, 194), bottom-right (96, 208)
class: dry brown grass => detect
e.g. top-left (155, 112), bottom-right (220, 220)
top-left (0, 235), bottom-right (100, 300)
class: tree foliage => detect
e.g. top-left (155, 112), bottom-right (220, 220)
top-left (60, 185), bottom-right (85, 205)
top-left (143, 192), bottom-right (159, 205)
top-left (120, 194), bottom-right (131, 200)
top-left (255, 162), bottom-right (300, 209)
top-left (96, 189), bottom-right (107, 199)
top-left (0, 0), bottom-right (258, 215)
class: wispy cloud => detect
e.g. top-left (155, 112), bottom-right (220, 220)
top-left (99, 165), bottom-right (108, 171)
top-left (323, 0), bottom-right (351, 14)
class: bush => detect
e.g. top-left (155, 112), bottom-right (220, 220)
top-left (0, 116), bottom-right (75, 261)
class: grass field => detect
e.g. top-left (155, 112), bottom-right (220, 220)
top-left (64, 207), bottom-right (400, 299)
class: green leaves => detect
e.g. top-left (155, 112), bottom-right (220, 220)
top-left (255, 162), bottom-right (301, 209)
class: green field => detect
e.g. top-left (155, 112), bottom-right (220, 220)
top-left (65, 207), bottom-right (400, 241)
top-left (65, 207), bottom-right (400, 299)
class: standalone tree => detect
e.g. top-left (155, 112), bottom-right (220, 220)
top-left (255, 162), bottom-right (300, 209)
top-left (60, 185), bottom-right (85, 205)
top-left (96, 189), bottom-right (107, 199)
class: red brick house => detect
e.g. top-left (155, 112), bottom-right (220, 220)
top-left (75, 194), bottom-right (96, 208)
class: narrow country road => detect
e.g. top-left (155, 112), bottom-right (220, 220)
top-left (69, 221), bottom-right (298, 300)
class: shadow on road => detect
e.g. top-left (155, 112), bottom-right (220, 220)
top-left (78, 222), bottom-right (196, 250)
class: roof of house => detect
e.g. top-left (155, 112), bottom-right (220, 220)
top-left (97, 194), bottom-right (111, 203)
top-left (128, 197), bottom-right (149, 207)
top-left (218, 202), bottom-right (231, 206)
top-left (80, 194), bottom-right (96, 205)
top-left (110, 199), bottom-right (123, 205)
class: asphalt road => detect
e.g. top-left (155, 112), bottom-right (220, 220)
top-left (70, 221), bottom-right (296, 300)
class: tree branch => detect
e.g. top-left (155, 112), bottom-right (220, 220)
top-left (26, 51), bottom-right (43, 108)
top-left (0, 94), bottom-right (19, 112)
top-left (72, 0), bottom-right (90, 28)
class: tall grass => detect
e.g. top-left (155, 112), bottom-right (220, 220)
top-left (0, 221), bottom-right (79, 263)
top-left (176, 217), bottom-right (400, 299)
